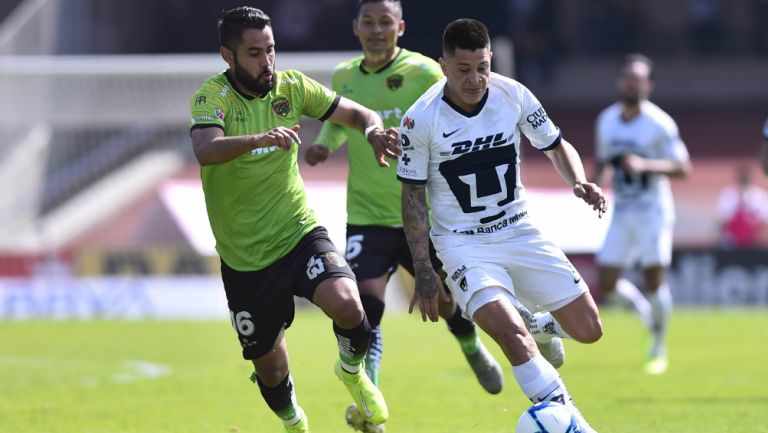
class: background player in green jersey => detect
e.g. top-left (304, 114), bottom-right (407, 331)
top-left (304, 1), bottom-right (503, 430)
top-left (189, 7), bottom-right (401, 433)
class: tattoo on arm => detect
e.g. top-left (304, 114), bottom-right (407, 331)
top-left (402, 183), bottom-right (438, 299)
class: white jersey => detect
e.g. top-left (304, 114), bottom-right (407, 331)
top-left (595, 101), bottom-right (689, 217)
top-left (396, 73), bottom-right (561, 240)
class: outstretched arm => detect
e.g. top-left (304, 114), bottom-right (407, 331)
top-left (325, 97), bottom-right (401, 167)
top-left (401, 182), bottom-right (443, 322)
top-left (544, 139), bottom-right (607, 216)
top-left (191, 125), bottom-right (301, 166)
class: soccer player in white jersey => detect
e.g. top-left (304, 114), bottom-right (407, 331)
top-left (761, 116), bottom-right (768, 175)
top-left (397, 18), bottom-right (607, 433)
top-left (592, 54), bottom-right (691, 375)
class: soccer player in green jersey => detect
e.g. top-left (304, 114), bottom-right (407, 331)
top-left (189, 7), bottom-right (401, 433)
top-left (304, 1), bottom-right (503, 430)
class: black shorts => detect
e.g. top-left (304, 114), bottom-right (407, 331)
top-left (221, 226), bottom-right (355, 360)
top-left (345, 225), bottom-right (446, 283)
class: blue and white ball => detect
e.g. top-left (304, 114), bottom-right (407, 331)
top-left (516, 401), bottom-right (581, 433)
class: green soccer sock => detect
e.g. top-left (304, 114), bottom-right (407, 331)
top-left (455, 332), bottom-right (481, 355)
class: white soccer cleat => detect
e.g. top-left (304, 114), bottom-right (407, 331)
top-left (536, 335), bottom-right (565, 369)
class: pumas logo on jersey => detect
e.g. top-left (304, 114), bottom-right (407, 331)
top-left (271, 96), bottom-right (291, 117)
top-left (402, 116), bottom-right (415, 130)
top-left (449, 132), bottom-right (508, 155)
top-left (526, 107), bottom-right (549, 129)
top-left (386, 74), bottom-right (404, 91)
top-left (459, 276), bottom-right (468, 291)
top-left (195, 96), bottom-right (207, 105)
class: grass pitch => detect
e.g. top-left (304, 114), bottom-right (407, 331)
top-left (1, 309), bottom-right (767, 433)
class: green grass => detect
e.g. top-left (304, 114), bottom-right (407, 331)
top-left (1, 309), bottom-right (767, 433)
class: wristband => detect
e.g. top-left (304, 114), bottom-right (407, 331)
top-left (364, 125), bottom-right (380, 139)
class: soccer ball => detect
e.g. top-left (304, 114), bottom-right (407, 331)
top-left (515, 401), bottom-right (581, 433)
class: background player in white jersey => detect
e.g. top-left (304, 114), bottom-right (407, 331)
top-left (397, 18), bottom-right (607, 433)
top-left (304, 4), bottom-right (503, 426)
top-left (761, 116), bottom-right (768, 175)
top-left (592, 54), bottom-right (691, 375)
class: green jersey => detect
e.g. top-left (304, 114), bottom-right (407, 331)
top-left (315, 48), bottom-right (443, 227)
top-left (189, 70), bottom-right (338, 271)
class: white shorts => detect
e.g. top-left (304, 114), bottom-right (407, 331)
top-left (435, 226), bottom-right (588, 321)
top-left (596, 208), bottom-right (674, 268)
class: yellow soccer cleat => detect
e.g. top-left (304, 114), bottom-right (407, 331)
top-left (644, 355), bottom-right (668, 375)
top-left (335, 361), bottom-right (389, 425)
top-left (345, 404), bottom-right (385, 433)
top-left (284, 409), bottom-right (310, 433)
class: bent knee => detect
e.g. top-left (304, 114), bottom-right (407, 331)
top-left (570, 320), bottom-right (603, 344)
top-left (330, 296), bottom-right (364, 326)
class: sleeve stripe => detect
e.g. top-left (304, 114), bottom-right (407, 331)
top-left (538, 130), bottom-right (563, 152)
top-left (190, 123), bottom-right (224, 135)
top-left (397, 176), bottom-right (427, 185)
top-left (318, 95), bottom-right (341, 121)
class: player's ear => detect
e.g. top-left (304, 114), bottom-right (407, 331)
top-left (352, 19), bottom-right (359, 37)
top-left (397, 19), bottom-right (405, 37)
top-left (220, 46), bottom-right (235, 68)
top-left (439, 57), bottom-right (448, 76)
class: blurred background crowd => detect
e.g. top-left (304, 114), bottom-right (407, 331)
top-left (0, 0), bottom-right (766, 318)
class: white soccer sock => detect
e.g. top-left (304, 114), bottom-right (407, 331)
top-left (513, 354), bottom-right (593, 431)
top-left (529, 312), bottom-right (572, 343)
top-left (612, 278), bottom-right (653, 329)
top-left (647, 283), bottom-right (673, 357)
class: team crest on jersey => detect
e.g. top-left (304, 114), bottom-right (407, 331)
top-left (271, 96), bottom-right (291, 117)
top-left (321, 251), bottom-right (347, 268)
top-left (386, 74), bottom-right (404, 91)
top-left (402, 116), bottom-right (415, 130)
top-left (215, 108), bottom-right (225, 120)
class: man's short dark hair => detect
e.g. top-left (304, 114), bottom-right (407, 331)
top-left (355, 0), bottom-right (402, 18)
top-left (218, 6), bottom-right (272, 51)
top-left (442, 18), bottom-right (490, 56)
top-left (622, 53), bottom-right (654, 80)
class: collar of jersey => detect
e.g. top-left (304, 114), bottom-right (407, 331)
top-left (359, 47), bottom-right (403, 74)
top-left (441, 88), bottom-right (489, 118)
top-left (224, 70), bottom-right (274, 100)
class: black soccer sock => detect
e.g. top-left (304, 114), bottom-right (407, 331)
top-left (360, 294), bottom-right (385, 329)
top-left (445, 304), bottom-right (476, 337)
top-left (252, 372), bottom-right (300, 422)
top-left (334, 316), bottom-right (372, 370)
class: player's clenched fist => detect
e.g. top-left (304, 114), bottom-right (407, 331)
top-left (573, 182), bottom-right (608, 217)
top-left (366, 126), bottom-right (402, 168)
top-left (304, 144), bottom-right (330, 166)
